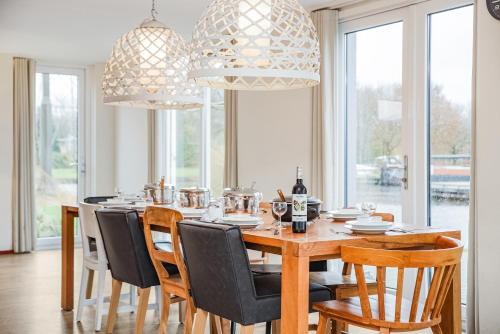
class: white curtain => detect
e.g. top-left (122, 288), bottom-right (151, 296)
top-left (147, 109), bottom-right (157, 183)
top-left (223, 90), bottom-right (238, 188)
top-left (311, 9), bottom-right (338, 210)
top-left (12, 57), bottom-right (36, 253)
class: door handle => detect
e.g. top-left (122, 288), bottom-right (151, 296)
top-left (401, 155), bottom-right (408, 190)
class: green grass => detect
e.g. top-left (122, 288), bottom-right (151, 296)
top-left (52, 168), bottom-right (77, 181)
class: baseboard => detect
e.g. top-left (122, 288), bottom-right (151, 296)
top-left (0, 250), bottom-right (14, 255)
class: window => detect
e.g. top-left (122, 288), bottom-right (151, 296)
top-left (34, 67), bottom-right (84, 242)
top-left (345, 22), bottom-right (404, 223)
top-left (427, 5), bottom-right (473, 305)
top-left (157, 88), bottom-right (225, 197)
top-left (339, 0), bottom-right (473, 306)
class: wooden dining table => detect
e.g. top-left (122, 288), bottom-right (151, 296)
top-left (60, 204), bottom-right (462, 334)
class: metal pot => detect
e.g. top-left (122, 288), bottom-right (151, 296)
top-left (144, 184), bottom-right (175, 205)
top-left (176, 187), bottom-right (211, 209)
top-left (271, 196), bottom-right (322, 222)
top-left (223, 186), bottom-right (263, 215)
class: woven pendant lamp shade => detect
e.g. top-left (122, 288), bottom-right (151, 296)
top-left (189, 0), bottom-right (320, 90)
top-left (103, 18), bottom-right (202, 110)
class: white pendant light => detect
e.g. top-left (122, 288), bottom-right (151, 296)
top-left (189, 0), bottom-right (320, 90)
top-left (103, 0), bottom-right (202, 109)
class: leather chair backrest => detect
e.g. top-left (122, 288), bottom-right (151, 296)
top-left (95, 209), bottom-right (159, 288)
top-left (178, 221), bottom-right (257, 324)
top-left (84, 196), bottom-right (115, 204)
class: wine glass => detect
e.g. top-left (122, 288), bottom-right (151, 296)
top-left (272, 201), bottom-right (288, 231)
top-left (361, 202), bottom-right (377, 216)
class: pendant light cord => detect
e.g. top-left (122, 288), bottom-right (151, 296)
top-left (151, 0), bottom-right (158, 19)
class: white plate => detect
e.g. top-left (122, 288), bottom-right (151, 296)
top-left (179, 208), bottom-right (207, 218)
top-left (98, 200), bottom-right (133, 206)
top-left (344, 224), bottom-right (391, 234)
top-left (222, 215), bottom-right (262, 223)
top-left (349, 221), bottom-right (393, 229)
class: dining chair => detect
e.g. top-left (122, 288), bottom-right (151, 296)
top-left (143, 206), bottom-right (192, 334)
top-left (95, 209), bottom-right (161, 334)
top-left (313, 236), bottom-right (463, 334)
top-left (177, 220), bottom-right (333, 334)
top-left (76, 202), bottom-right (135, 331)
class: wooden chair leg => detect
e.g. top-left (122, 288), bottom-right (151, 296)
top-left (212, 315), bottom-right (223, 334)
top-left (317, 314), bottom-right (328, 334)
top-left (159, 288), bottom-right (171, 334)
top-left (271, 320), bottom-right (281, 334)
top-left (85, 269), bottom-right (94, 299)
top-left (431, 325), bottom-right (443, 334)
top-left (335, 321), bottom-right (347, 334)
top-left (106, 279), bottom-right (123, 333)
top-left (192, 308), bottom-right (208, 334)
top-left (135, 287), bottom-right (151, 334)
top-left (240, 325), bottom-right (254, 334)
top-left (183, 300), bottom-right (195, 334)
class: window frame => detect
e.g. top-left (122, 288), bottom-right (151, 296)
top-left (34, 64), bottom-right (87, 250)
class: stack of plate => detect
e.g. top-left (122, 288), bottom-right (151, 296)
top-left (344, 220), bottom-right (393, 234)
top-left (179, 208), bottom-right (207, 219)
top-left (219, 215), bottom-right (263, 229)
top-left (329, 208), bottom-right (362, 222)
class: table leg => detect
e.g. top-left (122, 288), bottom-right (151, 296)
top-left (281, 245), bottom-right (309, 334)
top-left (441, 263), bottom-right (462, 334)
top-left (61, 207), bottom-right (76, 311)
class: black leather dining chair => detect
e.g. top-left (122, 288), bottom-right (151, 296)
top-left (177, 221), bottom-right (332, 334)
top-left (95, 209), bottom-right (163, 334)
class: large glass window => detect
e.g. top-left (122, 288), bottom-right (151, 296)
top-left (427, 5), bottom-right (473, 304)
top-left (345, 22), bottom-right (404, 223)
top-left (158, 88), bottom-right (225, 196)
top-left (34, 68), bottom-right (83, 239)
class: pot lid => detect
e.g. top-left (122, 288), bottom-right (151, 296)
top-left (274, 195), bottom-right (322, 204)
top-left (179, 187), bottom-right (209, 193)
top-left (223, 186), bottom-right (262, 198)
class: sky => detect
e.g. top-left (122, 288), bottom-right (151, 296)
top-left (352, 5), bottom-right (474, 107)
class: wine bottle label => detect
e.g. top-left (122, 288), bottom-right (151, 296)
top-left (292, 194), bottom-right (307, 222)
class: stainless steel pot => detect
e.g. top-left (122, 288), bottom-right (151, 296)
top-left (144, 184), bottom-right (175, 204)
top-left (176, 187), bottom-right (211, 208)
top-left (223, 186), bottom-right (263, 215)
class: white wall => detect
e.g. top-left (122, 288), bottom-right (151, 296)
top-left (474, 1), bottom-right (500, 332)
top-left (237, 88), bottom-right (313, 200)
top-left (114, 108), bottom-right (149, 193)
top-left (0, 54), bottom-right (13, 251)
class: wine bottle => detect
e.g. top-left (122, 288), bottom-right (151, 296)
top-left (292, 166), bottom-right (307, 233)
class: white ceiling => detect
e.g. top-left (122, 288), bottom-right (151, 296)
top-left (0, 0), bottom-right (335, 65)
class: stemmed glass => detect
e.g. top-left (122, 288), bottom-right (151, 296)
top-left (360, 202), bottom-right (377, 216)
top-left (272, 201), bottom-right (288, 233)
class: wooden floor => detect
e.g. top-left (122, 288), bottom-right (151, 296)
top-left (0, 250), bottom-right (431, 334)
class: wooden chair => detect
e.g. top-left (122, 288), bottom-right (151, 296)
top-left (313, 236), bottom-right (463, 334)
top-left (143, 206), bottom-right (194, 334)
top-left (311, 212), bottom-right (395, 300)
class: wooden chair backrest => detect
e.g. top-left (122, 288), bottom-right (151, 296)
top-left (78, 202), bottom-right (107, 263)
top-left (143, 207), bottom-right (189, 288)
top-left (341, 236), bottom-right (463, 325)
top-left (371, 212), bottom-right (395, 222)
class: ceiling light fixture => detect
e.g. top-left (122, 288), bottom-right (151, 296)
top-left (102, 0), bottom-right (202, 109)
top-left (189, 0), bottom-right (320, 90)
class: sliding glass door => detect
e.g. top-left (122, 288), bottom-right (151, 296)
top-left (34, 66), bottom-right (85, 246)
top-left (340, 0), bottom-right (473, 306)
top-left (427, 4), bottom-right (473, 305)
top-left (345, 21), bottom-right (405, 223)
